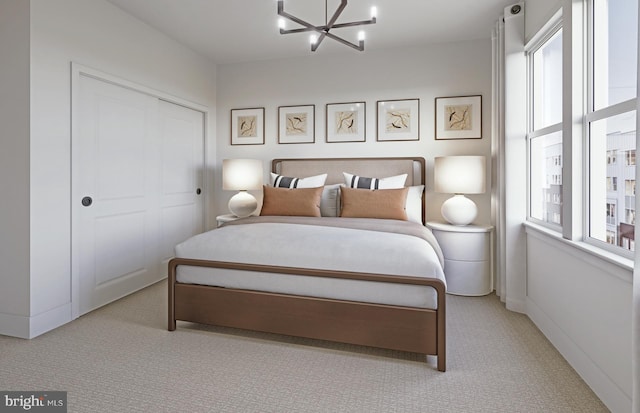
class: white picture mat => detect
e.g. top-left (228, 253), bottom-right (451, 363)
top-left (278, 105), bottom-right (315, 144)
top-left (377, 99), bottom-right (420, 141)
top-left (326, 102), bottom-right (366, 142)
top-left (231, 107), bottom-right (264, 145)
top-left (435, 95), bottom-right (482, 140)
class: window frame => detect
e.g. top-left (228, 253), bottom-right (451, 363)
top-left (583, 0), bottom-right (638, 258)
top-left (526, 19), bottom-right (564, 231)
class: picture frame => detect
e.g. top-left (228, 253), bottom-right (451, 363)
top-left (278, 105), bottom-right (315, 144)
top-left (435, 95), bottom-right (482, 140)
top-left (230, 107), bottom-right (265, 145)
top-left (326, 102), bottom-right (366, 143)
top-left (376, 98), bottom-right (420, 141)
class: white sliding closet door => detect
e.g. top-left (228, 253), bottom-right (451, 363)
top-left (74, 75), bottom-right (204, 316)
top-left (158, 100), bottom-right (205, 273)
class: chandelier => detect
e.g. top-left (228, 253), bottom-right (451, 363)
top-left (277, 0), bottom-right (377, 52)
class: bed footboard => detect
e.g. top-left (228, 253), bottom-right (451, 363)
top-left (168, 258), bottom-right (446, 372)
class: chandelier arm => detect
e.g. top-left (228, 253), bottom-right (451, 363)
top-left (280, 18), bottom-right (375, 35)
top-left (322, 31), bottom-right (364, 51)
top-left (313, 0), bottom-right (348, 50)
top-left (278, 1), bottom-right (326, 36)
top-left (330, 18), bottom-right (376, 29)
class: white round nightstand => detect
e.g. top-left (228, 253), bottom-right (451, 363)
top-left (216, 214), bottom-right (239, 227)
top-left (426, 221), bottom-right (494, 296)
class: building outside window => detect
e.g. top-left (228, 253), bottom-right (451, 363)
top-left (588, 0), bottom-right (638, 253)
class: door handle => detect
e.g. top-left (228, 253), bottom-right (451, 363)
top-left (81, 196), bottom-right (93, 207)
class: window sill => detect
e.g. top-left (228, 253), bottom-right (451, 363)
top-left (523, 221), bottom-right (634, 277)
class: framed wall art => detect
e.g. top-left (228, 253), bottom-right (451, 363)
top-left (278, 105), bottom-right (315, 144)
top-left (376, 98), bottom-right (420, 141)
top-left (435, 95), bottom-right (482, 140)
top-left (230, 107), bottom-right (265, 145)
top-left (326, 101), bottom-right (366, 143)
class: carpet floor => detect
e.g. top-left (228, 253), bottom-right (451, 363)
top-left (0, 280), bottom-right (608, 412)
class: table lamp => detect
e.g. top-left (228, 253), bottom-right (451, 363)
top-left (434, 156), bottom-right (486, 226)
top-left (222, 159), bottom-right (263, 217)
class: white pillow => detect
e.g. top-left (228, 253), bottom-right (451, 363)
top-left (320, 184), bottom-right (343, 217)
top-left (406, 185), bottom-right (425, 224)
top-left (343, 172), bottom-right (407, 189)
top-left (270, 172), bottom-right (327, 188)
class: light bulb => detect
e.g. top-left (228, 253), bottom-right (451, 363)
top-left (310, 34), bottom-right (318, 44)
top-left (371, 6), bottom-right (377, 18)
top-left (358, 31), bottom-right (365, 41)
top-left (278, 18), bottom-right (285, 29)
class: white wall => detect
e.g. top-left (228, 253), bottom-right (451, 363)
top-left (526, 228), bottom-right (632, 412)
top-left (0, 0), bottom-right (31, 337)
top-left (216, 40), bottom-right (493, 224)
top-left (0, 0), bottom-right (217, 338)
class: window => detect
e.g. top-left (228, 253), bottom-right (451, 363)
top-left (626, 149), bottom-right (636, 166)
top-left (528, 27), bottom-right (563, 227)
top-left (588, 0), bottom-right (638, 254)
top-left (626, 208), bottom-right (636, 224)
top-left (626, 179), bottom-right (636, 196)
top-left (606, 202), bottom-right (617, 225)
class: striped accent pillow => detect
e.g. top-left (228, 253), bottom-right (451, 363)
top-left (270, 172), bottom-right (327, 188)
top-left (343, 172), bottom-right (407, 189)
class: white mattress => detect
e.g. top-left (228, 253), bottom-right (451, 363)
top-left (175, 220), bottom-right (446, 310)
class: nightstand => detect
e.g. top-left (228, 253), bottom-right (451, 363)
top-left (216, 214), bottom-right (239, 227)
top-left (426, 221), bottom-right (494, 296)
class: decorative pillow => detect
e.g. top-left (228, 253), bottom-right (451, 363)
top-left (406, 185), bottom-right (425, 224)
top-left (340, 187), bottom-right (409, 220)
top-left (270, 172), bottom-right (327, 188)
top-left (343, 172), bottom-right (407, 189)
top-left (260, 185), bottom-right (322, 217)
top-left (320, 184), bottom-right (343, 217)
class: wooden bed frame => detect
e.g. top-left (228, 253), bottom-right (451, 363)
top-left (168, 157), bottom-right (446, 371)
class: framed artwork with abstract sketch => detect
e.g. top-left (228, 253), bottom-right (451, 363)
top-left (278, 105), bottom-right (315, 144)
top-left (435, 95), bottom-right (482, 140)
top-left (231, 107), bottom-right (265, 145)
top-left (326, 102), bottom-right (366, 143)
top-left (376, 99), bottom-right (420, 141)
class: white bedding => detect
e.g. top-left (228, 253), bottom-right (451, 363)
top-left (174, 217), bottom-right (446, 309)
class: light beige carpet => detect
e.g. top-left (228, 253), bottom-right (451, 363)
top-left (0, 281), bottom-right (608, 412)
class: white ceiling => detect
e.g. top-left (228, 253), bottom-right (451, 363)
top-left (106, 0), bottom-right (514, 64)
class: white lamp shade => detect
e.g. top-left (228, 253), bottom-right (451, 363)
top-left (222, 159), bottom-right (263, 191)
top-left (434, 156), bottom-right (486, 194)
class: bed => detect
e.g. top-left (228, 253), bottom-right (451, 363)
top-left (168, 157), bottom-right (447, 371)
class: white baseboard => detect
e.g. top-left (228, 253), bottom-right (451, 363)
top-left (526, 297), bottom-right (631, 413)
top-left (506, 297), bottom-right (526, 313)
top-left (0, 304), bottom-right (71, 339)
top-left (0, 312), bottom-right (30, 338)
top-left (29, 303), bottom-right (71, 338)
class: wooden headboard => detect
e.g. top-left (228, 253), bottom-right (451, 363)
top-left (271, 157), bottom-right (426, 222)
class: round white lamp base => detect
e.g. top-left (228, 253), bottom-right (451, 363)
top-left (441, 194), bottom-right (477, 226)
top-left (228, 191), bottom-right (258, 218)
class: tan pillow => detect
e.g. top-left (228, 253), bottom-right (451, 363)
top-left (260, 185), bottom-right (322, 217)
top-left (340, 187), bottom-right (409, 220)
